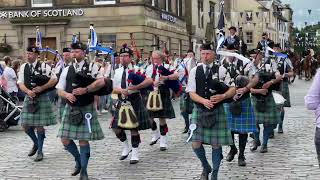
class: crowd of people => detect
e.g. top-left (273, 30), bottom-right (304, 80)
top-left (0, 26), bottom-right (298, 180)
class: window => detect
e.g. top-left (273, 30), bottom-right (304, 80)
top-left (176, 0), bottom-right (182, 16)
top-left (209, 2), bottom-right (215, 24)
top-left (198, 0), bottom-right (204, 28)
top-left (167, 0), bottom-right (172, 12)
top-left (32, 0), bottom-right (52, 7)
top-left (246, 32), bottom-right (253, 44)
top-left (152, 35), bottom-right (160, 50)
top-left (246, 11), bottom-right (253, 22)
top-left (0, 0), bottom-right (26, 7)
top-left (94, 0), bottom-right (116, 5)
top-left (98, 34), bottom-right (117, 50)
top-left (56, 0), bottom-right (87, 6)
top-left (159, 0), bottom-right (166, 10)
top-left (178, 40), bottom-right (182, 56)
top-left (151, 0), bottom-right (158, 7)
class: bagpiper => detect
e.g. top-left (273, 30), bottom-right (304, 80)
top-left (56, 42), bottom-right (106, 180)
top-left (273, 43), bottom-right (294, 133)
top-left (221, 55), bottom-right (258, 166)
top-left (17, 46), bottom-right (57, 162)
top-left (110, 44), bottom-right (152, 164)
top-left (145, 50), bottom-right (179, 151)
top-left (250, 50), bottom-right (282, 153)
top-left (177, 49), bottom-right (197, 133)
top-left (186, 43), bottom-right (236, 180)
top-left (223, 26), bottom-right (240, 52)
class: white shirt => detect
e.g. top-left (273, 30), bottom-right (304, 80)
top-left (55, 60), bottom-right (102, 91)
top-left (176, 58), bottom-right (197, 86)
top-left (113, 66), bottom-right (129, 89)
top-left (17, 60), bottom-right (57, 84)
top-left (186, 63), bottom-right (215, 93)
top-left (145, 63), bottom-right (175, 82)
top-left (3, 67), bottom-right (18, 93)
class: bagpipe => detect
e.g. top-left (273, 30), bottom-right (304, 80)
top-left (157, 65), bottom-right (182, 95)
top-left (127, 69), bottom-right (153, 92)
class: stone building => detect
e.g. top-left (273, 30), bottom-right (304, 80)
top-left (0, 0), bottom-right (189, 59)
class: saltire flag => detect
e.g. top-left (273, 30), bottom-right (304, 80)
top-left (36, 27), bottom-right (42, 48)
top-left (72, 34), bottom-right (78, 44)
top-left (89, 24), bottom-right (98, 49)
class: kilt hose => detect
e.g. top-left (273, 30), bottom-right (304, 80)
top-left (148, 86), bottom-right (176, 119)
top-left (57, 103), bottom-right (104, 141)
top-left (279, 81), bottom-right (291, 107)
top-left (251, 94), bottom-right (281, 126)
top-left (191, 105), bottom-right (233, 146)
top-left (224, 97), bottom-right (258, 133)
top-left (20, 94), bottom-right (56, 127)
top-left (111, 92), bottom-right (151, 131)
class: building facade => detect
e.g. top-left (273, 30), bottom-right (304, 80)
top-left (0, 0), bottom-right (189, 59)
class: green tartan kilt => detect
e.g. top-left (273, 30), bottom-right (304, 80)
top-left (20, 94), bottom-right (56, 127)
top-left (251, 94), bottom-right (281, 125)
top-left (279, 81), bottom-right (291, 107)
top-left (148, 87), bottom-right (175, 119)
top-left (179, 92), bottom-right (194, 114)
top-left (191, 105), bottom-right (233, 146)
top-left (57, 103), bottom-right (104, 141)
top-left (57, 98), bottom-right (67, 123)
top-left (111, 93), bottom-right (151, 131)
top-left (224, 97), bottom-right (258, 133)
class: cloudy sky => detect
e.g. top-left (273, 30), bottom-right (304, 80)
top-left (282, 0), bottom-right (320, 27)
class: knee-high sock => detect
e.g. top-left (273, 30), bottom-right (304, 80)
top-left (193, 145), bottom-right (211, 172)
top-left (239, 134), bottom-right (248, 157)
top-left (230, 132), bottom-right (236, 150)
top-left (36, 131), bottom-right (46, 154)
top-left (64, 141), bottom-right (81, 168)
top-left (80, 144), bottom-right (90, 176)
top-left (131, 134), bottom-right (141, 148)
top-left (279, 111), bottom-right (285, 128)
top-left (25, 127), bottom-right (38, 145)
top-left (151, 121), bottom-right (157, 131)
top-left (160, 124), bottom-right (168, 136)
top-left (115, 130), bottom-right (127, 142)
top-left (262, 126), bottom-right (273, 146)
top-left (211, 147), bottom-right (223, 180)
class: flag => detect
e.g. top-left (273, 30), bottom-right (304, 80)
top-left (217, 0), bottom-right (225, 30)
top-left (0, 64), bottom-right (4, 76)
top-left (89, 25), bottom-right (98, 48)
top-left (72, 34), bottom-right (78, 44)
top-left (36, 28), bottom-right (42, 48)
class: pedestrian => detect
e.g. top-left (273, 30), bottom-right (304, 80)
top-left (2, 56), bottom-right (19, 101)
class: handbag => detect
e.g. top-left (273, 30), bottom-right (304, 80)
top-left (118, 101), bottom-right (139, 129)
top-left (198, 109), bottom-right (217, 128)
top-left (146, 90), bottom-right (163, 111)
top-left (67, 107), bottom-right (84, 125)
top-left (229, 100), bottom-right (242, 116)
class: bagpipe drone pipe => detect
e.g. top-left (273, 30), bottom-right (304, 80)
top-left (157, 65), bottom-right (182, 95)
top-left (127, 70), bottom-right (153, 92)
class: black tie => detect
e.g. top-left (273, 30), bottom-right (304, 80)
top-left (29, 63), bottom-right (34, 74)
top-left (121, 66), bottom-right (127, 89)
top-left (205, 66), bottom-right (210, 79)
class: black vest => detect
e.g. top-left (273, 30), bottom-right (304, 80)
top-left (276, 58), bottom-right (290, 81)
top-left (65, 61), bottom-right (95, 107)
top-left (24, 62), bottom-right (51, 96)
top-left (253, 66), bottom-right (279, 98)
top-left (195, 64), bottom-right (229, 109)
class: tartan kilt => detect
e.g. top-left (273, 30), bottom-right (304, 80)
top-left (191, 105), bottom-right (233, 146)
top-left (20, 94), bottom-right (56, 127)
top-left (57, 98), bottom-right (67, 123)
top-left (251, 94), bottom-right (281, 125)
top-left (224, 97), bottom-right (258, 133)
top-left (57, 103), bottom-right (104, 141)
top-left (111, 93), bottom-right (151, 131)
top-left (279, 81), bottom-right (291, 107)
top-left (148, 86), bottom-right (175, 119)
top-left (179, 91), bottom-right (194, 114)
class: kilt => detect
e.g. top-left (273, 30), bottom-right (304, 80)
top-left (179, 91), bottom-right (194, 114)
top-left (57, 103), bottom-right (104, 141)
top-left (224, 97), bottom-right (258, 133)
top-left (148, 86), bottom-right (175, 119)
top-left (20, 94), bottom-right (56, 127)
top-left (251, 94), bottom-right (280, 125)
top-left (111, 93), bottom-right (151, 131)
top-left (191, 105), bottom-right (233, 146)
top-left (279, 81), bottom-right (291, 107)
top-left (57, 98), bottom-right (67, 123)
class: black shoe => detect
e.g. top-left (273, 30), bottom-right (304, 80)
top-left (278, 127), bottom-right (283, 134)
top-left (130, 160), bottom-right (139, 164)
top-left (260, 145), bottom-right (268, 153)
top-left (34, 152), bottom-right (43, 162)
top-left (226, 148), bottom-right (238, 162)
top-left (238, 155), bottom-right (247, 167)
top-left (119, 150), bottom-right (132, 160)
top-left (182, 128), bottom-right (188, 134)
top-left (269, 131), bottom-right (274, 139)
top-left (160, 147), bottom-right (167, 151)
top-left (199, 167), bottom-right (212, 180)
top-left (250, 140), bottom-right (261, 151)
top-left (28, 144), bottom-right (38, 157)
top-left (71, 166), bottom-right (81, 176)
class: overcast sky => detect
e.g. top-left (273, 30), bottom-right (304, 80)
top-left (282, 0), bottom-right (319, 27)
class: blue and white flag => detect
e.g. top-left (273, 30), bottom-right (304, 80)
top-left (0, 64), bottom-right (4, 76)
top-left (72, 34), bottom-right (78, 44)
top-left (89, 25), bottom-right (98, 48)
top-left (36, 28), bottom-right (42, 48)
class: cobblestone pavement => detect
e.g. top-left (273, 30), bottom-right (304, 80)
top-left (0, 79), bottom-right (320, 180)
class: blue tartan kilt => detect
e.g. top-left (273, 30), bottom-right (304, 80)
top-left (224, 97), bottom-right (258, 133)
top-left (110, 93), bottom-right (151, 131)
top-left (148, 86), bottom-right (176, 119)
